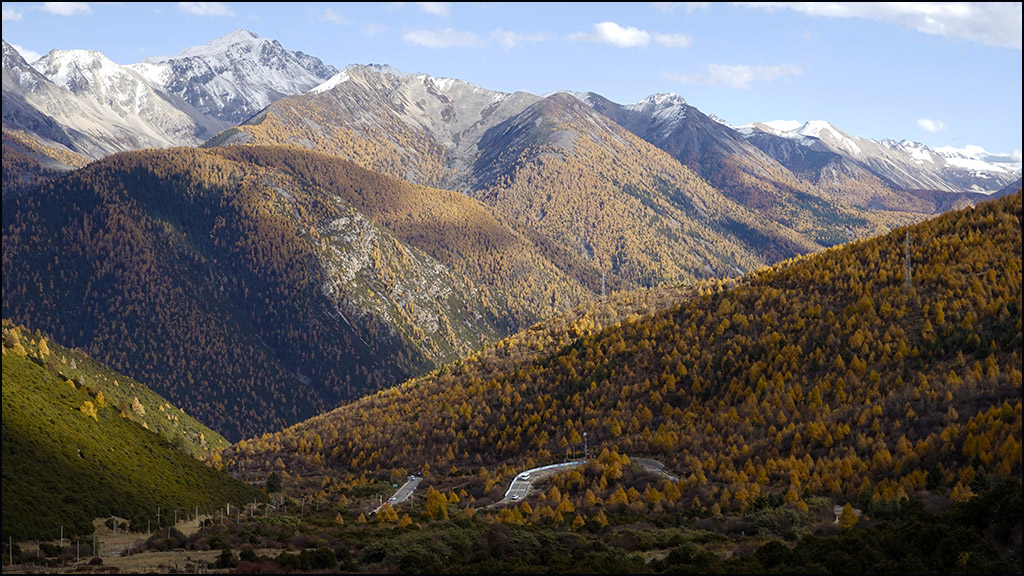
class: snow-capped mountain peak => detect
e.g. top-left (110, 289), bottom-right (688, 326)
top-left (3, 39), bottom-right (50, 92)
top-left (738, 118), bottom-right (1019, 193)
top-left (174, 29), bottom-right (263, 59)
top-left (32, 48), bottom-right (162, 116)
top-left (740, 119), bottom-right (862, 156)
top-left (625, 92), bottom-right (687, 115)
top-left (879, 139), bottom-right (935, 165)
top-left (622, 93), bottom-right (689, 135)
top-left (131, 29), bottom-right (337, 124)
top-left (34, 49), bottom-right (122, 92)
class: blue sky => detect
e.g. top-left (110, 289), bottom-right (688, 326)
top-left (2, 2), bottom-right (1021, 158)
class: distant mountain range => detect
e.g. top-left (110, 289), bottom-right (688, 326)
top-left (737, 119), bottom-right (1020, 194)
top-left (2, 29), bottom-right (1021, 441)
top-left (3, 29), bottom-right (1018, 194)
top-left (2, 30), bottom-right (335, 157)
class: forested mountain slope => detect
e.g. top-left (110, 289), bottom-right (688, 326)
top-left (214, 66), bottom-right (943, 294)
top-left (231, 192), bottom-right (1021, 514)
top-left (1, 146), bottom-right (591, 440)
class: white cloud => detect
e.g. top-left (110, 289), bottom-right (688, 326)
top-left (654, 32), bottom-right (693, 48)
top-left (178, 2), bottom-right (234, 17)
top-left (2, 7), bottom-right (22, 20)
top-left (573, 22), bottom-right (652, 47)
top-left (665, 63), bottom-right (802, 89)
top-left (401, 27), bottom-right (546, 50)
top-left (11, 43), bottom-right (42, 62)
top-left (737, 2), bottom-right (1022, 50)
top-left (416, 2), bottom-right (451, 17)
top-left (569, 22), bottom-right (692, 48)
top-left (322, 8), bottom-right (350, 25)
top-left (403, 28), bottom-right (482, 48)
top-left (41, 2), bottom-right (92, 16)
top-left (491, 29), bottom-right (548, 51)
top-left (916, 118), bottom-right (948, 133)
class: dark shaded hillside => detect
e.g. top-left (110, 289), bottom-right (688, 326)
top-left (1, 322), bottom-right (261, 540)
top-left (3, 148), bottom-right (404, 440)
top-left (1, 146), bottom-right (592, 440)
top-left (232, 193), bottom-right (1021, 516)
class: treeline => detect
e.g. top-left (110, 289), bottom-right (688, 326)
top-left (230, 192), bottom-right (1021, 517)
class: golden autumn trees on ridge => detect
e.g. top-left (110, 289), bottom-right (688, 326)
top-left (231, 192), bottom-right (1021, 517)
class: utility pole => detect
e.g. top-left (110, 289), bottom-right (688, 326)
top-left (601, 272), bottom-right (607, 304)
top-left (584, 432), bottom-right (589, 459)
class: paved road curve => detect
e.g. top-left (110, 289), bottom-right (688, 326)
top-left (373, 476), bottom-right (422, 514)
top-left (499, 460), bottom-right (587, 505)
top-left (497, 456), bottom-right (680, 506)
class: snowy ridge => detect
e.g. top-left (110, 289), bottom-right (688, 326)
top-left (310, 70), bottom-right (351, 94)
top-left (6, 41), bottom-right (225, 157)
top-left (761, 119), bottom-right (803, 133)
top-left (2, 39), bottom-right (48, 92)
top-left (130, 29), bottom-right (337, 124)
top-left (738, 119), bottom-right (862, 156)
top-left (881, 139), bottom-right (935, 164)
top-left (623, 93), bottom-right (689, 137)
top-left (935, 145), bottom-right (1023, 174)
top-left (739, 119), bottom-right (1020, 193)
top-left (34, 49), bottom-right (151, 115)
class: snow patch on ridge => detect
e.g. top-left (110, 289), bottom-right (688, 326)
top-left (625, 93), bottom-right (688, 136)
top-left (761, 119), bottom-right (803, 133)
top-left (310, 70), bottom-right (351, 94)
